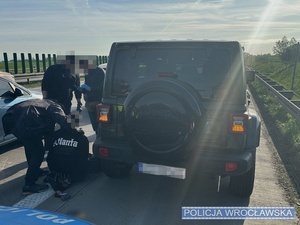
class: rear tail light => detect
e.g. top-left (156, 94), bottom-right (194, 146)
top-left (96, 103), bottom-right (111, 123)
top-left (229, 114), bottom-right (248, 134)
top-left (226, 162), bottom-right (238, 172)
top-left (98, 147), bottom-right (109, 157)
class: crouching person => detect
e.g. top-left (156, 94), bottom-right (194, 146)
top-left (45, 111), bottom-right (89, 200)
top-left (2, 99), bottom-right (69, 195)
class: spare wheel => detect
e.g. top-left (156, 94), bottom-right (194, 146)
top-left (124, 79), bottom-right (203, 156)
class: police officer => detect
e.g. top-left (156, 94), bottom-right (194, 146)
top-left (80, 60), bottom-right (105, 132)
top-left (41, 55), bottom-right (82, 115)
top-left (2, 99), bottom-right (70, 195)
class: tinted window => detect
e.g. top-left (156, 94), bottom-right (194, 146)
top-left (112, 46), bottom-right (242, 101)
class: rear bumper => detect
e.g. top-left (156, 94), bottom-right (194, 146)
top-left (93, 139), bottom-right (255, 176)
top-left (198, 150), bottom-right (255, 176)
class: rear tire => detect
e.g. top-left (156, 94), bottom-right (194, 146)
top-left (229, 162), bottom-right (255, 197)
top-left (101, 159), bottom-right (132, 178)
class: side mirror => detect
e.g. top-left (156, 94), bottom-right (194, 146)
top-left (246, 70), bottom-right (255, 82)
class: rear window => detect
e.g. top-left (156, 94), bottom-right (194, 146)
top-left (112, 45), bottom-right (244, 101)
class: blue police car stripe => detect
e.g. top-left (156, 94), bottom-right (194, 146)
top-left (0, 206), bottom-right (93, 225)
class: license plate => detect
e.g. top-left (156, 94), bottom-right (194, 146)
top-left (138, 162), bottom-right (186, 179)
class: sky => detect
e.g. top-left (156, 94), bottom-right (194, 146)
top-left (0, 0), bottom-right (300, 60)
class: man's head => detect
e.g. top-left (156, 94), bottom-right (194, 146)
top-left (63, 55), bottom-right (75, 73)
top-left (65, 55), bottom-right (75, 64)
top-left (79, 59), bottom-right (95, 74)
top-left (56, 52), bottom-right (76, 73)
top-left (67, 111), bottom-right (82, 129)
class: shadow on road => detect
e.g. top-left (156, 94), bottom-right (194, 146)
top-left (0, 141), bottom-right (22, 155)
top-left (53, 164), bottom-right (250, 225)
top-left (0, 161), bottom-right (27, 180)
top-left (0, 161), bottom-right (29, 206)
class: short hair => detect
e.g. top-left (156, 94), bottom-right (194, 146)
top-left (66, 55), bottom-right (75, 64)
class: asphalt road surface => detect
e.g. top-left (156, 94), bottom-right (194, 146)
top-left (0, 92), bottom-right (299, 225)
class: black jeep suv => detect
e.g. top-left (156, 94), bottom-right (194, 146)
top-left (93, 40), bottom-right (261, 197)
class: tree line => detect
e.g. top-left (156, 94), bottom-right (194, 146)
top-left (244, 36), bottom-right (299, 69)
top-left (272, 36), bottom-right (299, 65)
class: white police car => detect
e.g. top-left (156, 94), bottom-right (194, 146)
top-left (0, 76), bottom-right (42, 146)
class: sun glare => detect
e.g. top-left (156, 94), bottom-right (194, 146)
top-left (247, 0), bottom-right (282, 54)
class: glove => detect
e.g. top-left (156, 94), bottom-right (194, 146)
top-left (80, 84), bottom-right (91, 92)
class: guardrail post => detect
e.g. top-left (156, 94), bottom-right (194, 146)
top-left (13, 53), bottom-right (18, 74)
top-left (35, 54), bottom-right (40, 72)
top-left (53, 54), bottom-right (56, 64)
top-left (96, 56), bottom-right (99, 65)
top-left (1, 53), bottom-right (108, 76)
top-left (42, 54), bottom-right (46, 72)
top-left (3, 52), bottom-right (9, 73)
top-left (102, 56), bottom-right (105, 63)
top-left (21, 53), bottom-right (26, 73)
top-left (48, 54), bottom-right (52, 66)
top-left (28, 53), bottom-right (33, 73)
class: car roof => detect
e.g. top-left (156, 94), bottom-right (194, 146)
top-left (0, 71), bottom-right (15, 81)
top-left (112, 40), bottom-right (241, 45)
top-left (0, 76), bottom-right (30, 93)
top-left (111, 40), bottom-right (243, 52)
top-left (98, 63), bottom-right (107, 70)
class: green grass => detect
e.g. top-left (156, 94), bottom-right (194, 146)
top-left (249, 80), bottom-right (300, 213)
top-left (249, 56), bottom-right (300, 213)
top-left (0, 60), bottom-right (49, 74)
top-left (250, 55), bottom-right (300, 95)
top-left (248, 61), bottom-right (300, 203)
top-left (250, 56), bottom-right (300, 159)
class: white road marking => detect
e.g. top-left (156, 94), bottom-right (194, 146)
top-left (13, 186), bottom-right (54, 208)
top-left (0, 158), bottom-right (10, 170)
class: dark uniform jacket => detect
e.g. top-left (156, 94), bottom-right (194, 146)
top-left (84, 67), bottom-right (105, 102)
top-left (41, 64), bottom-right (81, 106)
top-left (46, 128), bottom-right (89, 181)
top-left (2, 99), bottom-right (68, 140)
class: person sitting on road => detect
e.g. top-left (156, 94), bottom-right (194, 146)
top-left (45, 111), bottom-right (89, 201)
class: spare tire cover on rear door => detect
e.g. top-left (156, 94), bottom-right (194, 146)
top-left (124, 79), bottom-right (203, 156)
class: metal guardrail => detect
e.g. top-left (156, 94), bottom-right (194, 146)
top-left (255, 73), bottom-right (300, 123)
top-left (14, 72), bottom-right (86, 84)
top-left (14, 72), bottom-right (44, 84)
